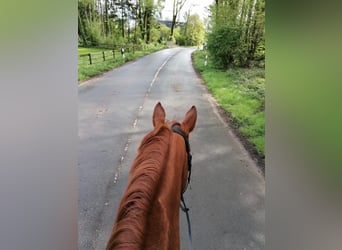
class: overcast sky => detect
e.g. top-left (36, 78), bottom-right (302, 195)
top-left (161, 0), bottom-right (213, 22)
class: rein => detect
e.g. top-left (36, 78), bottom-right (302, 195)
top-left (172, 124), bottom-right (193, 250)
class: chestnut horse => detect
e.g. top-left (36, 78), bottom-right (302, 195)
top-left (106, 102), bottom-right (197, 250)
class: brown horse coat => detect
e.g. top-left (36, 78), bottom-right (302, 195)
top-left (106, 102), bottom-right (197, 250)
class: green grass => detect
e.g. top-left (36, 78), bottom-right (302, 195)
top-left (193, 50), bottom-right (265, 156)
top-left (78, 47), bottom-right (105, 56)
top-left (78, 44), bottom-right (167, 82)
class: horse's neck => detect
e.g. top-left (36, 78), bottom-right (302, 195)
top-left (142, 136), bottom-right (186, 250)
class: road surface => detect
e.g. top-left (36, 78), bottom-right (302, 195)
top-left (78, 47), bottom-right (265, 250)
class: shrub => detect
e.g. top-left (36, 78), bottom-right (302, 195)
top-left (207, 26), bottom-right (243, 68)
top-left (176, 35), bottom-right (186, 46)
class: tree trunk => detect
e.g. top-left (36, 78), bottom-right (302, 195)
top-left (170, 0), bottom-right (187, 38)
top-left (239, 0), bottom-right (247, 27)
top-left (170, 15), bottom-right (176, 37)
top-left (248, 0), bottom-right (263, 62)
top-left (137, 2), bottom-right (145, 40)
top-left (104, 0), bottom-right (109, 36)
top-left (121, 0), bottom-right (125, 38)
top-left (145, 8), bottom-right (152, 43)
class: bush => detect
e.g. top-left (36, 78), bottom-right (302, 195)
top-left (176, 35), bottom-right (186, 46)
top-left (207, 26), bottom-right (243, 68)
top-left (87, 21), bottom-right (103, 46)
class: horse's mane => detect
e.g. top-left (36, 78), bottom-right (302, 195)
top-left (106, 124), bottom-right (171, 250)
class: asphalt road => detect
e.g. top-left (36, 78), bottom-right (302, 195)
top-left (78, 47), bottom-right (265, 250)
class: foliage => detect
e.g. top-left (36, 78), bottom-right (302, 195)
top-left (87, 21), bottom-right (102, 46)
top-left (183, 14), bottom-right (205, 46)
top-left (158, 24), bottom-right (171, 43)
top-left (207, 26), bottom-right (242, 68)
top-left (193, 50), bottom-right (265, 155)
top-left (176, 35), bottom-right (186, 46)
top-left (175, 14), bottom-right (205, 46)
top-left (207, 0), bottom-right (265, 68)
top-left (173, 27), bottom-right (183, 45)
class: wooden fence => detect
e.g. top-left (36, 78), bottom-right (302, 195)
top-left (78, 44), bottom-right (149, 66)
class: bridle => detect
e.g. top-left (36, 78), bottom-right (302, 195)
top-left (171, 124), bottom-right (192, 191)
top-left (171, 124), bottom-right (193, 250)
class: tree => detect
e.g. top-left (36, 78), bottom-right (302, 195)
top-left (170, 0), bottom-right (187, 37)
top-left (78, 0), bottom-right (103, 46)
top-left (135, 0), bottom-right (157, 43)
top-left (182, 14), bottom-right (204, 46)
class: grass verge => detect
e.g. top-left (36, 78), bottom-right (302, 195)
top-left (78, 45), bottom-right (167, 83)
top-left (192, 50), bottom-right (265, 167)
top-left (78, 47), bottom-right (105, 56)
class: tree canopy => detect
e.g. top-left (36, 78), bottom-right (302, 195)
top-left (176, 13), bottom-right (204, 46)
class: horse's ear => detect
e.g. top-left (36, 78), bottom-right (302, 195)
top-left (182, 106), bottom-right (197, 134)
top-left (152, 102), bottom-right (166, 127)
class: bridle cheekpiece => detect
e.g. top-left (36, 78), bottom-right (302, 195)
top-left (171, 124), bottom-right (192, 190)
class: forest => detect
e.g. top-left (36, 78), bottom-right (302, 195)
top-left (78, 0), bottom-right (264, 68)
top-left (78, 0), bottom-right (204, 47)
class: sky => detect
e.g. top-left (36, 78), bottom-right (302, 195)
top-left (161, 0), bottom-right (213, 22)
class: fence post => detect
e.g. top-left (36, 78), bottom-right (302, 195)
top-left (88, 53), bottom-right (92, 65)
top-left (102, 51), bottom-right (105, 61)
top-left (112, 49), bottom-right (115, 59)
top-left (133, 45), bottom-right (135, 54)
